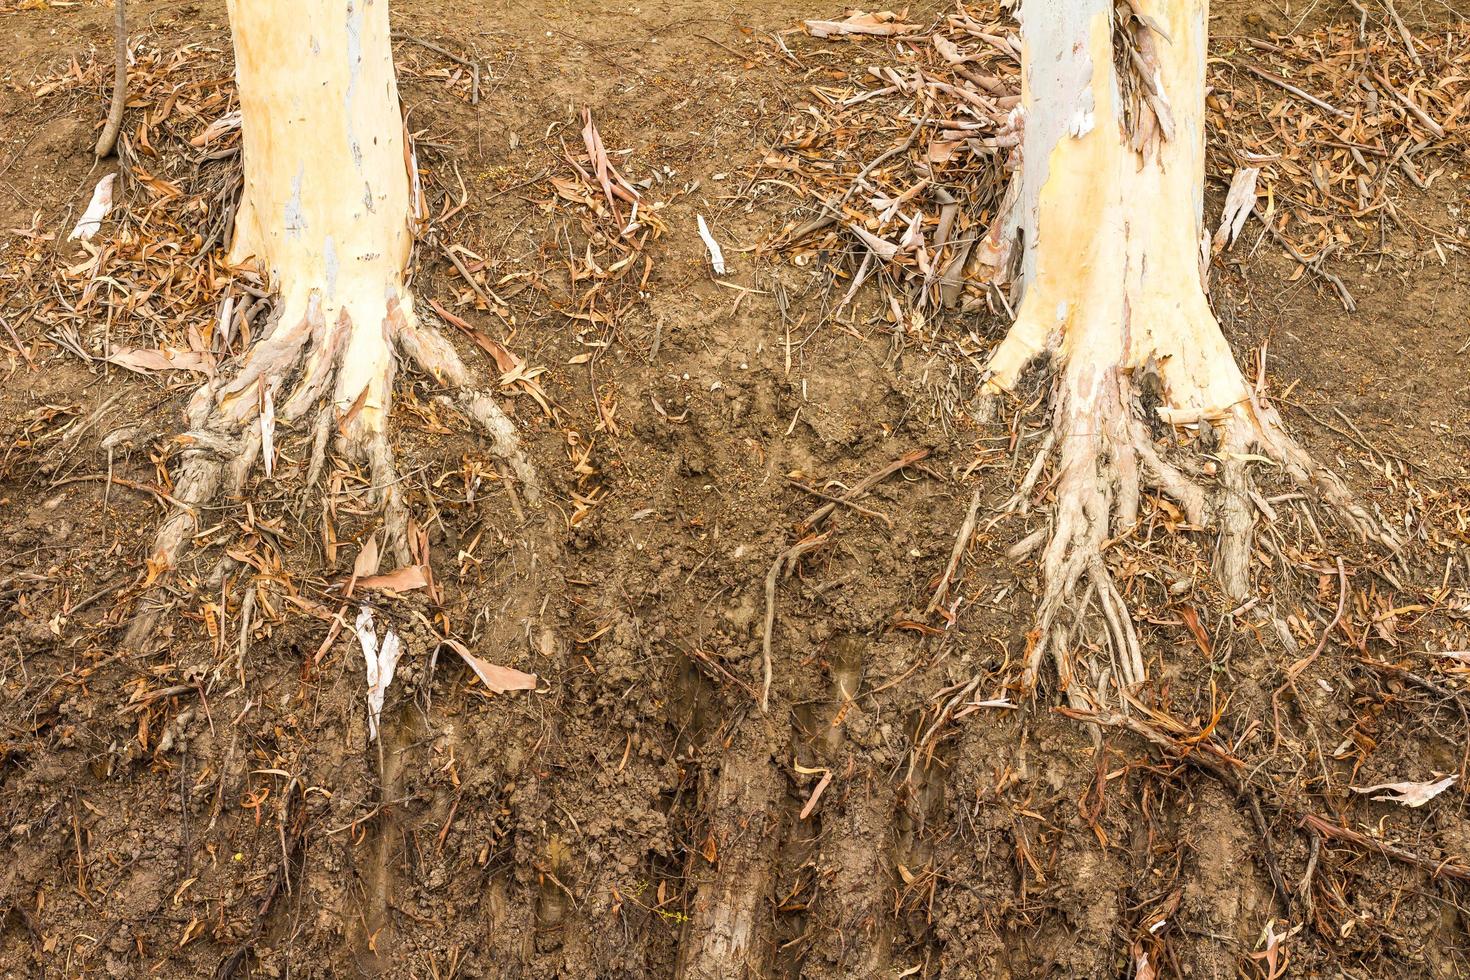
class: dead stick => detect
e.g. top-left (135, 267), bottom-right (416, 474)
top-left (1241, 63), bottom-right (1348, 118)
top-left (1283, 556), bottom-right (1348, 682)
top-left (394, 33), bottom-right (476, 70)
top-left (789, 480), bottom-right (892, 526)
top-left (801, 448), bottom-right (929, 531)
top-left (928, 489), bottom-right (982, 614)
top-left (95, 0), bottom-right (127, 157)
top-left (1303, 813), bottom-right (1470, 882)
top-left (51, 473), bottom-right (190, 511)
top-left (1381, 0), bottom-right (1421, 66)
top-left (437, 238), bottom-right (507, 310)
top-left (1374, 70), bottom-right (1445, 139)
top-left (840, 115), bottom-right (928, 203)
top-left (1259, 222), bottom-right (1356, 311)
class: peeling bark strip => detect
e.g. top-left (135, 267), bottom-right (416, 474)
top-left (976, 0), bottom-right (1393, 700)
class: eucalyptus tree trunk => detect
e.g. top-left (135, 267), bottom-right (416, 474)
top-left (224, 0), bottom-right (417, 440)
top-left (130, 0), bottom-right (535, 644)
top-left (981, 0), bottom-right (1391, 699)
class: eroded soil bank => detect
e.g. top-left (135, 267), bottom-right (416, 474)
top-left (2, 0), bottom-right (1469, 977)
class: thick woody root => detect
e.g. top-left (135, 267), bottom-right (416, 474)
top-left (125, 288), bottom-right (538, 648)
top-left (983, 332), bottom-right (1397, 706)
top-left (677, 723), bottom-right (780, 980)
top-left (794, 637), bottom-right (894, 977)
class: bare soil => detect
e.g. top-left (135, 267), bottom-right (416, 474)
top-left (2, 1), bottom-right (1470, 978)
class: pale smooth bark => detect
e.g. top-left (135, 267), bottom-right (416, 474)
top-left (222, 0), bottom-right (415, 436)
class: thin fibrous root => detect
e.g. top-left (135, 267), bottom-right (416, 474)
top-left (987, 350), bottom-right (1398, 708)
top-left (125, 290), bottom-right (537, 649)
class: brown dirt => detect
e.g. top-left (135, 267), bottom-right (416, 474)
top-left (2, 1), bottom-right (1470, 978)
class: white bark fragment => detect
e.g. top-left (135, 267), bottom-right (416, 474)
top-left (1212, 166), bottom-right (1260, 253)
top-left (1351, 775), bottom-right (1458, 808)
top-left (260, 384), bottom-right (276, 479)
top-left (69, 173), bottom-right (116, 241)
top-left (696, 214), bottom-right (727, 275)
top-left (356, 606), bottom-right (403, 742)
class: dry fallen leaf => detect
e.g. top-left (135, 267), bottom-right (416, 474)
top-left (353, 534), bottom-right (381, 580)
top-left (795, 762), bottom-right (833, 821)
top-left (805, 11), bottom-right (914, 39)
top-left (104, 345), bottom-right (213, 375)
top-left (441, 637), bottom-right (538, 693)
top-left (356, 565), bottom-right (430, 592)
top-left (429, 298), bottom-right (521, 373)
top-left (189, 110), bottom-right (242, 147)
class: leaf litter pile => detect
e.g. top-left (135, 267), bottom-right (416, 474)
top-left (757, 3), bottom-right (1468, 326)
top-left (760, 5), bottom-right (1021, 327)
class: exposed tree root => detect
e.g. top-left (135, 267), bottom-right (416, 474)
top-left (677, 722), bottom-right (780, 980)
top-left (794, 636), bottom-right (895, 977)
top-left (350, 697), bottom-right (424, 969)
top-left (125, 288), bottom-right (538, 649)
top-left (979, 334), bottom-right (1398, 704)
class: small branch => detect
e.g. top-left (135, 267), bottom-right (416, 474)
top-left (1381, 0), bottom-right (1422, 66)
top-left (840, 115), bottom-right (927, 203)
top-left (788, 480), bottom-right (892, 526)
top-left (1284, 556), bottom-right (1348, 682)
top-left (393, 33), bottom-right (480, 106)
top-left (1373, 70), bottom-right (1444, 139)
top-left (1259, 222), bottom-right (1356, 311)
top-left (799, 448), bottom-right (929, 531)
top-left (95, 0), bottom-right (127, 158)
top-left (1303, 813), bottom-right (1470, 882)
top-left (435, 238), bottom-right (508, 310)
top-left (913, 674), bottom-right (986, 763)
top-left (928, 489), bottom-right (982, 614)
top-left (1241, 63), bottom-right (1348, 119)
top-left (51, 473), bottom-right (190, 511)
